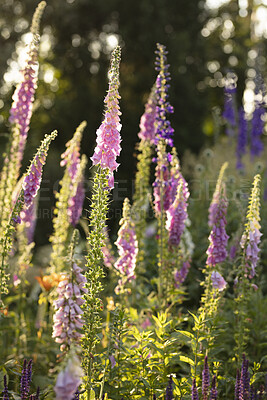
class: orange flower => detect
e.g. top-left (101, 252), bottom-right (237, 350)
top-left (0, 307), bottom-right (8, 317)
top-left (36, 273), bottom-right (64, 291)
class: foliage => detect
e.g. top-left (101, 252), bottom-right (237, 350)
top-left (0, 2), bottom-right (267, 400)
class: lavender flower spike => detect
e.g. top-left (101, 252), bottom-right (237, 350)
top-left (114, 198), bottom-right (138, 294)
top-left (91, 46), bottom-right (122, 188)
top-left (202, 356), bottom-right (210, 400)
top-left (54, 353), bottom-right (83, 400)
top-left (2, 375), bottom-right (9, 400)
top-left (192, 378), bottom-right (199, 400)
top-left (22, 131), bottom-right (57, 209)
top-left (20, 359), bottom-right (32, 400)
top-left (241, 354), bottom-right (250, 399)
top-left (165, 375), bottom-right (173, 400)
top-left (240, 174), bottom-right (261, 278)
top-left (210, 375), bottom-right (218, 400)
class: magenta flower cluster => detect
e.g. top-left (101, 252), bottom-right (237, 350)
top-left (23, 154), bottom-right (46, 208)
top-left (60, 133), bottom-right (81, 181)
top-left (138, 86), bottom-right (157, 143)
top-left (114, 203), bottom-right (138, 293)
top-left (52, 263), bottom-right (87, 351)
top-left (211, 271), bottom-right (227, 291)
top-left (9, 36), bottom-right (39, 165)
top-left (21, 131), bottom-right (56, 211)
top-left (60, 123), bottom-right (87, 226)
top-left (68, 179), bottom-right (85, 227)
top-left (20, 199), bottom-right (37, 244)
top-left (91, 46), bottom-right (122, 188)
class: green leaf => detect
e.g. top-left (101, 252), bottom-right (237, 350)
top-left (177, 330), bottom-right (195, 340)
top-left (179, 355), bottom-right (195, 367)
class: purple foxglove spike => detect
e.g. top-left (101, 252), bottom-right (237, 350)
top-left (230, 245), bottom-right (237, 260)
top-left (91, 46), bottom-right (122, 188)
top-left (202, 356), bottom-right (210, 400)
top-left (68, 175), bottom-right (85, 227)
top-left (2, 375), bottom-right (9, 400)
top-left (211, 271), bottom-right (227, 291)
top-left (165, 375), bottom-right (173, 400)
top-left (22, 131), bottom-right (57, 209)
top-left (138, 84), bottom-right (157, 143)
top-left (20, 196), bottom-right (38, 244)
top-left (169, 154), bottom-right (190, 206)
top-left (153, 395), bottom-right (157, 400)
top-left (153, 156), bottom-right (173, 214)
top-left (206, 195), bottom-right (229, 266)
top-left (60, 121), bottom-right (86, 180)
top-left (192, 378), bottom-right (199, 400)
top-left (240, 175), bottom-right (261, 278)
top-left (52, 263), bottom-right (87, 350)
top-left (210, 375), bottom-right (218, 400)
top-left (154, 44), bottom-right (174, 147)
top-left (114, 198), bottom-right (138, 293)
top-left (207, 163), bottom-right (229, 266)
top-left (9, 35), bottom-right (40, 167)
top-left (54, 355), bottom-right (83, 400)
top-left (173, 260), bottom-right (190, 288)
top-left (166, 181), bottom-right (188, 247)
